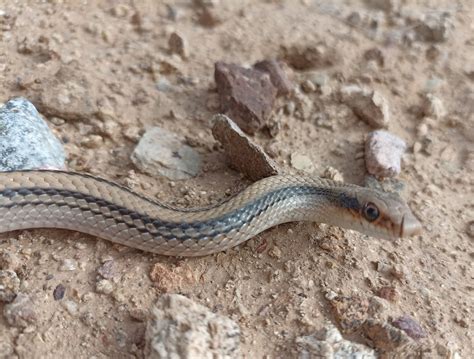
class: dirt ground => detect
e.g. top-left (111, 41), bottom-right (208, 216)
top-left (0, 0), bottom-right (473, 358)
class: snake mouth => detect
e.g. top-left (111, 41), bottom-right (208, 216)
top-left (399, 214), bottom-right (422, 238)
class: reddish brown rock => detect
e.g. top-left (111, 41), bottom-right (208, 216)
top-left (253, 59), bottom-right (293, 96)
top-left (340, 85), bottom-right (390, 128)
top-left (365, 130), bottom-right (406, 178)
top-left (212, 114), bottom-right (279, 181)
top-left (214, 62), bottom-right (277, 134)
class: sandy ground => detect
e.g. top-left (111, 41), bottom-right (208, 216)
top-left (0, 0), bottom-right (473, 357)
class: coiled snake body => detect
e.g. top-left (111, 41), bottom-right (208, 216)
top-left (0, 170), bottom-right (421, 256)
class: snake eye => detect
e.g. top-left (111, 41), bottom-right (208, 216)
top-left (363, 202), bottom-right (379, 222)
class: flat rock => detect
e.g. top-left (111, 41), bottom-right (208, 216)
top-left (145, 294), bottom-right (240, 359)
top-left (131, 127), bottom-right (201, 180)
top-left (253, 59), bottom-right (293, 96)
top-left (214, 61), bottom-right (277, 134)
top-left (296, 322), bottom-right (376, 359)
top-left (365, 130), bottom-right (406, 178)
top-left (340, 85), bottom-right (390, 128)
top-left (0, 97), bottom-right (66, 171)
top-left (212, 114), bottom-right (279, 181)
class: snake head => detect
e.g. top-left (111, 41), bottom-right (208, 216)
top-left (338, 188), bottom-right (422, 240)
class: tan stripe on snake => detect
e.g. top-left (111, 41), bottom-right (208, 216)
top-left (0, 170), bottom-right (421, 257)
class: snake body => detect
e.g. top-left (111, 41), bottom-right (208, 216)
top-left (0, 170), bottom-right (421, 256)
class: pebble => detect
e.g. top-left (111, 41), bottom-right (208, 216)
top-left (365, 130), bottom-right (407, 178)
top-left (363, 47), bottom-right (385, 67)
top-left (0, 97), bottom-right (66, 171)
top-left (301, 79), bottom-right (316, 93)
top-left (421, 93), bottom-right (446, 119)
top-left (214, 61), bottom-right (277, 134)
top-left (0, 270), bottom-right (20, 302)
top-left (53, 284), bottom-right (66, 301)
top-left (392, 315), bottom-right (427, 340)
top-left (131, 127), bottom-right (202, 180)
top-left (3, 293), bottom-right (37, 328)
top-left (281, 43), bottom-right (339, 70)
top-left (97, 260), bottom-right (117, 280)
top-left (290, 153), bottom-right (314, 173)
top-left (145, 294), bottom-right (240, 358)
top-left (62, 300), bottom-right (78, 316)
top-left (253, 59), bottom-right (293, 96)
top-left (212, 114), bottom-right (279, 181)
top-left (340, 85), bottom-right (390, 128)
top-left (59, 258), bottom-right (77, 271)
top-left (296, 322), bottom-right (376, 358)
top-left (168, 32), bottom-right (188, 59)
top-left (322, 166), bottom-right (344, 182)
top-left (96, 279), bottom-right (114, 295)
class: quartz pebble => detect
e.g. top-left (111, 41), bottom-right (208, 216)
top-left (0, 97), bottom-right (66, 171)
top-left (340, 85), bottom-right (390, 128)
top-left (145, 294), bottom-right (240, 358)
top-left (212, 114), bottom-right (279, 181)
top-left (131, 127), bottom-right (202, 180)
top-left (365, 130), bottom-right (406, 178)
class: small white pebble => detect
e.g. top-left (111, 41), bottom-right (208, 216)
top-left (59, 259), bottom-right (77, 271)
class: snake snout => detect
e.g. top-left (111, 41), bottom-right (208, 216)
top-left (400, 213), bottom-right (422, 238)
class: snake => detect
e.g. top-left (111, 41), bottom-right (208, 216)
top-left (0, 170), bottom-right (422, 257)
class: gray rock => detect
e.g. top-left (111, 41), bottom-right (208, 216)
top-left (340, 85), bottom-right (390, 128)
top-left (296, 322), bottom-right (376, 359)
top-left (365, 130), bottom-right (406, 178)
top-left (131, 127), bottom-right (201, 180)
top-left (212, 114), bottom-right (279, 181)
top-left (0, 98), bottom-right (66, 170)
top-left (145, 294), bottom-right (240, 359)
